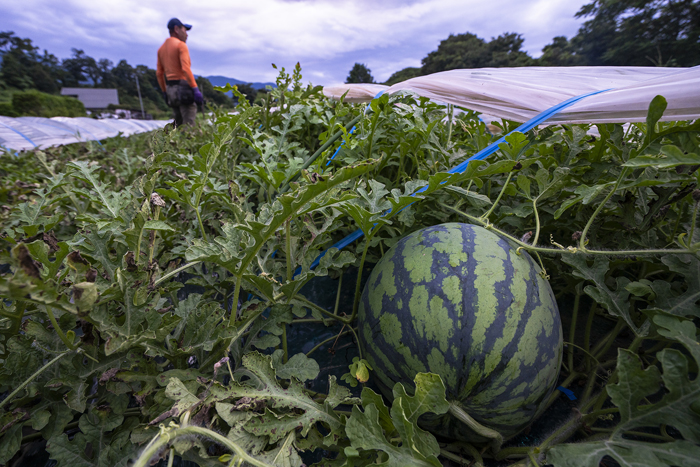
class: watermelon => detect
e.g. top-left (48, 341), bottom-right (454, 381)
top-left (357, 223), bottom-right (562, 443)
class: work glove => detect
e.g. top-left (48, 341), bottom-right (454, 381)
top-left (161, 90), bottom-right (169, 105)
top-left (193, 87), bottom-right (204, 105)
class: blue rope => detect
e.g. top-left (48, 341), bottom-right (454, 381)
top-left (308, 88), bottom-right (613, 269)
top-left (0, 121), bottom-right (38, 150)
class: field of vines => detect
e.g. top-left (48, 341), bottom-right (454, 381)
top-left (1, 64), bottom-right (699, 467)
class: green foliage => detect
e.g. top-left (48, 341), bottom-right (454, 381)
top-left (346, 63), bottom-right (375, 84)
top-left (570, 0), bottom-right (700, 67)
top-left (1, 65), bottom-right (699, 467)
top-left (383, 67), bottom-right (422, 86)
top-left (10, 89), bottom-right (85, 117)
top-left (421, 32), bottom-right (534, 74)
top-left (0, 102), bottom-right (17, 117)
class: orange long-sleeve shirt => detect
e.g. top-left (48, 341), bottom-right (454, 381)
top-left (156, 37), bottom-right (197, 91)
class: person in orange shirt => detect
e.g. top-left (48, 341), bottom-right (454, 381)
top-left (156, 18), bottom-right (203, 127)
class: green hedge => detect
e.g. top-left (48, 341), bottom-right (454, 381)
top-left (8, 90), bottom-right (86, 118)
top-left (0, 102), bottom-right (18, 117)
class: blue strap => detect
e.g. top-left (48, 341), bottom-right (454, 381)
top-left (0, 120), bottom-right (38, 149)
top-left (308, 88), bottom-right (613, 267)
top-left (557, 386), bottom-right (577, 400)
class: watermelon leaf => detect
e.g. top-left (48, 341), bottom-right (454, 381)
top-left (623, 146), bottom-right (700, 169)
top-left (207, 352), bottom-right (345, 447)
top-left (562, 255), bottom-right (649, 336)
top-left (271, 350), bottom-right (320, 382)
top-left (646, 255), bottom-right (700, 319)
top-left (549, 312), bottom-right (700, 466)
top-left (345, 373), bottom-right (448, 467)
top-left (345, 404), bottom-right (441, 467)
top-left (46, 408), bottom-right (139, 467)
top-left (547, 439), bottom-right (700, 467)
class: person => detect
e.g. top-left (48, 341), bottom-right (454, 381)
top-left (156, 18), bottom-right (204, 127)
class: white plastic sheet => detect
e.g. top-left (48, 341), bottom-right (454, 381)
top-left (323, 66), bottom-right (700, 124)
top-left (0, 116), bottom-right (169, 153)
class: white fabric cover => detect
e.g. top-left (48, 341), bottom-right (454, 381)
top-left (323, 66), bottom-right (700, 124)
top-left (0, 116), bottom-right (169, 152)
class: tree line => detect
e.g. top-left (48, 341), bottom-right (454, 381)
top-left (347, 0), bottom-right (700, 84)
top-left (0, 32), bottom-right (237, 118)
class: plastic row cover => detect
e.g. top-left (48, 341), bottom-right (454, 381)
top-left (323, 66), bottom-right (700, 124)
top-left (0, 116), bottom-right (169, 153)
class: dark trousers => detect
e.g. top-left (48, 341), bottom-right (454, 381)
top-left (165, 81), bottom-right (197, 127)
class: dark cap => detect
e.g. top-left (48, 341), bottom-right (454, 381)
top-left (167, 18), bottom-right (192, 31)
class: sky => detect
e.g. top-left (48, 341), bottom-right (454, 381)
top-left (2, 0), bottom-right (591, 86)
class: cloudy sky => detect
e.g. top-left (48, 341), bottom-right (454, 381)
top-left (3, 0), bottom-right (590, 86)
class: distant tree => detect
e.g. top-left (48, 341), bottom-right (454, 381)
top-left (97, 59), bottom-right (115, 88)
top-left (346, 63), bottom-right (375, 83)
top-left (421, 32), bottom-right (533, 74)
top-left (196, 76), bottom-right (233, 107)
top-left (384, 67), bottom-right (422, 85)
top-left (538, 36), bottom-right (584, 66)
top-left (234, 83), bottom-right (258, 105)
top-left (0, 31), bottom-right (60, 92)
top-left (487, 33), bottom-right (534, 67)
top-left (570, 0), bottom-right (700, 67)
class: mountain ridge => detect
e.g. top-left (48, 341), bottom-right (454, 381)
top-left (204, 75), bottom-right (275, 90)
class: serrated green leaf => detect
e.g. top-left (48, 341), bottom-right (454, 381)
top-left (142, 220), bottom-right (175, 231)
top-left (345, 404), bottom-right (440, 467)
top-left (0, 424), bottom-right (23, 465)
top-left (547, 439), bottom-right (700, 467)
top-left (647, 255), bottom-right (700, 318)
top-left (46, 409), bottom-right (138, 467)
top-left (623, 145), bottom-right (700, 168)
top-left (271, 351), bottom-right (320, 382)
top-left (563, 256), bottom-right (648, 336)
top-left (207, 352), bottom-right (345, 447)
top-left (324, 375), bottom-right (356, 410)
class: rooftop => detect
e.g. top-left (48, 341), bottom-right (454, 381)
top-left (60, 88), bottom-right (120, 109)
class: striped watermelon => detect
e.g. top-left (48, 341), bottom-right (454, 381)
top-left (358, 223), bottom-right (562, 442)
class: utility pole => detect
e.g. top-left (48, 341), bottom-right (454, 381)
top-left (134, 73), bottom-right (146, 119)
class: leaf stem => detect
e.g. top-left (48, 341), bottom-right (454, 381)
top-left (350, 236), bottom-right (372, 323)
top-left (527, 450), bottom-right (541, 467)
top-left (583, 302), bottom-right (597, 373)
top-left (153, 261), bottom-right (201, 287)
top-left (305, 328), bottom-right (353, 357)
top-left (0, 349), bottom-right (74, 410)
top-left (564, 341), bottom-right (599, 367)
top-left (580, 167), bottom-right (629, 251)
top-left (228, 277), bottom-right (242, 327)
top-left (531, 199), bottom-right (541, 247)
top-left (481, 171), bottom-right (513, 220)
top-left (448, 403), bottom-right (503, 452)
top-left (333, 271), bottom-right (343, 316)
top-left (293, 295), bottom-right (351, 325)
top-left (441, 202), bottom-right (694, 256)
top-left (285, 220), bottom-right (293, 283)
top-left (494, 446), bottom-right (530, 460)
top-left (194, 207), bottom-right (208, 242)
top-left (166, 448), bottom-right (175, 467)
top-left (690, 199), bottom-right (699, 243)
top-left (132, 425), bottom-right (273, 467)
top-left (567, 286), bottom-right (582, 372)
top-left (441, 447), bottom-right (483, 467)
top-left (43, 305), bottom-right (76, 350)
top-left (591, 319), bottom-right (626, 360)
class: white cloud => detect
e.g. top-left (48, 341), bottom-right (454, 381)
top-left (2, 0), bottom-right (589, 84)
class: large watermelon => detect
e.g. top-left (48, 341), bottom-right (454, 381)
top-left (358, 223), bottom-right (562, 443)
